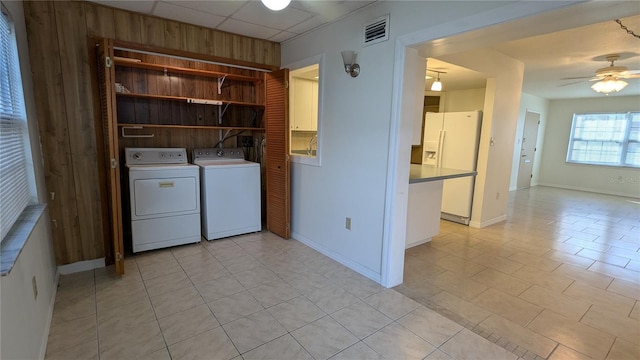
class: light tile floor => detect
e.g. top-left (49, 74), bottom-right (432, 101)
top-left (396, 186), bottom-right (640, 360)
top-left (46, 232), bottom-right (515, 359)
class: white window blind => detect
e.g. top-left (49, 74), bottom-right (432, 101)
top-left (567, 112), bottom-right (640, 168)
top-left (1, 6), bottom-right (31, 240)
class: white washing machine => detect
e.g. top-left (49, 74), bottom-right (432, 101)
top-left (125, 148), bottom-right (201, 252)
top-left (193, 148), bottom-right (261, 240)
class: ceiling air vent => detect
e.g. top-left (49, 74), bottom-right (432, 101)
top-left (364, 14), bottom-right (389, 47)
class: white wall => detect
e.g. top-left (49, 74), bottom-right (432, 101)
top-left (436, 49), bottom-right (525, 227)
top-left (282, 1), bottom-right (578, 284)
top-left (441, 88), bottom-right (485, 112)
top-left (0, 1), bottom-right (57, 359)
top-left (1, 212), bottom-right (57, 360)
top-left (510, 93), bottom-right (550, 190)
top-left (538, 95), bottom-right (640, 198)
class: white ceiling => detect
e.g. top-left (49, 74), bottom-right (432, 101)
top-left (426, 14), bottom-right (640, 99)
top-left (90, 1), bottom-right (640, 100)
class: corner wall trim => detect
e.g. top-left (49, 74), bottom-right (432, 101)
top-left (291, 232), bottom-right (382, 285)
top-left (39, 270), bottom-right (59, 360)
top-left (469, 214), bottom-right (507, 228)
top-left (57, 258), bottom-right (105, 275)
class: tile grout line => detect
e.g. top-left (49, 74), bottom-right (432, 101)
top-left (394, 289), bottom-right (548, 360)
top-left (93, 269), bottom-right (101, 360)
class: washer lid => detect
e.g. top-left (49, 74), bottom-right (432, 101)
top-left (194, 159), bottom-right (258, 167)
top-left (127, 163), bottom-right (199, 171)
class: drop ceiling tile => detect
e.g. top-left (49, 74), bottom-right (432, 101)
top-left (268, 31), bottom-right (297, 43)
top-left (291, 1), bottom-right (375, 22)
top-left (232, 1), bottom-right (313, 30)
top-left (90, 0), bottom-right (156, 14)
top-left (285, 16), bottom-right (326, 35)
top-left (154, 2), bottom-right (226, 29)
top-left (163, 1), bottom-right (247, 17)
top-left (217, 18), bottom-right (280, 40)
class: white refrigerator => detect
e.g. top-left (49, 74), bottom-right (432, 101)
top-left (422, 110), bottom-right (482, 225)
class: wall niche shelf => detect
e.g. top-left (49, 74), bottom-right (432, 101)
top-left (116, 123), bottom-right (264, 131)
top-left (114, 92), bottom-right (264, 108)
top-left (114, 59), bottom-right (262, 84)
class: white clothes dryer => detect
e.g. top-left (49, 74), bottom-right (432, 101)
top-left (125, 148), bottom-right (201, 252)
top-left (193, 148), bottom-right (261, 240)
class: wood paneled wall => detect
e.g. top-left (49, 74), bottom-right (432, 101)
top-left (23, 1), bottom-right (280, 265)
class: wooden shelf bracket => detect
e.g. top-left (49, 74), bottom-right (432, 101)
top-left (217, 75), bottom-right (227, 95)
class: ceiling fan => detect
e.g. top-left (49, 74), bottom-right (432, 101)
top-left (560, 54), bottom-right (640, 90)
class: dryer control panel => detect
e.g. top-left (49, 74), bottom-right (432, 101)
top-left (125, 148), bottom-right (188, 165)
top-left (193, 148), bottom-right (245, 161)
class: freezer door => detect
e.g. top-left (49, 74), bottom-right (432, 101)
top-left (440, 111), bottom-right (482, 221)
top-left (440, 111), bottom-right (481, 171)
top-left (423, 112), bottom-right (444, 143)
top-left (423, 112), bottom-right (444, 165)
top-left (441, 177), bottom-right (475, 221)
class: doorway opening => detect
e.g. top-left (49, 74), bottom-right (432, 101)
top-left (517, 110), bottom-right (541, 189)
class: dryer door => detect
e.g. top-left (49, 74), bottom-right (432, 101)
top-left (131, 176), bottom-right (198, 218)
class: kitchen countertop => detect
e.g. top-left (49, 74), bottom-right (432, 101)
top-left (409, 164), bottom-right (477, 184)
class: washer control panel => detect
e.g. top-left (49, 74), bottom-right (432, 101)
top-left (125, 147), bottom-right (188, 165)
top-left (193, 148), bottom-right (245, 161)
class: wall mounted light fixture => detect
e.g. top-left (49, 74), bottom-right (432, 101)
top-left (260, 0), bottom-right (291, 11)
top-left (341, 51), bottom-right (360, 77)
top-left (428, 70), bottom-right (445, 91)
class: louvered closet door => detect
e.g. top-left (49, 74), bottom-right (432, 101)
top-left (265, 69), bottom-right (290, 239)
top-left (96, 38), bottom-right (125, 275)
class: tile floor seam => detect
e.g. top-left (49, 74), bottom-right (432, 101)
top-left (399, 279), bottom-right (549, 360)
top-left (91, 270), bottom-right (102, 360)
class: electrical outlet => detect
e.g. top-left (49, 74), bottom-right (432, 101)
top-left (240, 136), bottom-right (253, 147)
top-left (345, 217), bottom-right (351, 230)
top-left (32, 275), bottom-right (38, 300)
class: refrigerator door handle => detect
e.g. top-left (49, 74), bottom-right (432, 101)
top-left (437, 130), bottom-right (445, 167)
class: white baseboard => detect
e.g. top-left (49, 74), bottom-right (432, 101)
top-left (39, 270), bottom-right (59, 360)
top-left (536, 183), bottom-right (640, 199)
top-left (57, 258), bottom-right (105, 275)
top-left (469, 214), bottom-right (507, 228)
top-left (291, 232), bottom-right (382, 284)
top-left (405, 237), bottom-right (432, 249)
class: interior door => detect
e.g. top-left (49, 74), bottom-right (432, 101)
top-left (96, 39), bottom-right (125, 274)
top-left (517, 110), bottom-right (540, 189)
top-left (265, 69), bottom-right (291, 239)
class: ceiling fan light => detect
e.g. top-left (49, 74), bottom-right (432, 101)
top-left (591, 78), bottom-right (628, 93)
top-left (431, 80), bottom-right (442, 91)
top-left (260, 0), bottom-right (291, 11)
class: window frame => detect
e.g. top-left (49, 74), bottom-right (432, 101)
top-left (286, 53), bottom-right (324, 167)
top-left (0, 4), bottom-right (37, 243)
top-left (566, 111), bottom-right (640, 168)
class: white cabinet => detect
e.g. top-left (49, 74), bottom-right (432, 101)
top-left (291, 77), bottom-right (318, 131)
top-left (406, 180), bottom-right (443, 248)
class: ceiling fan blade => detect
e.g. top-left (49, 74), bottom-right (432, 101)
top-left (621, 74), bottom-right (640, 79)
top-left (558, 80), bottom-right (585, 87)
top-left (561, 76), bottom-right (594, 80)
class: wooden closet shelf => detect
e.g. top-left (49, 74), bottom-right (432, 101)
top-left (115, 92), bottom-right (264, 108)
top-left (117, 123), bottom-right (265, 131)
top-left (113, 59), bottom-right (262, 83)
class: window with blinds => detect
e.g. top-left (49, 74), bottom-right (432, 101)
top-left (1, 6), bottom-right (33, 241)
top-left (566, 112), bottom-right (640, 168)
